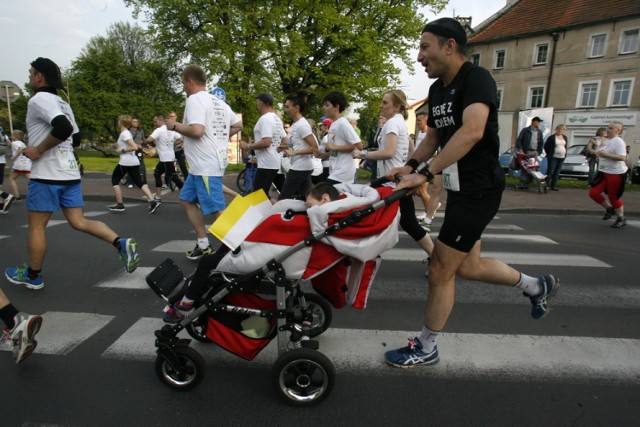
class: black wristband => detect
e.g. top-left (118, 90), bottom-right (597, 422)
top-left (405, 158), bottom-right (419, 172)
top-left (419, 167), bottom-right (434, 182)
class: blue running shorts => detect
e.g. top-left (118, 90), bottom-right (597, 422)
top-left (179, 175), bottom-right (225, 215)
top-left (27, 181), bottom-right (84, 212)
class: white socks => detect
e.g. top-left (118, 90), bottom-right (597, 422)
top-left (197, 237), bottom-right (210, 250)
top-left (418, 326), bottom-right (439, 353)
top-left (515, 273), bottom-right (542, 296)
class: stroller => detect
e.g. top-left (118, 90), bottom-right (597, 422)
top-left (146, 183), bottom-right (402, 406)
top-left (512, 152), bottom-right (548, 194)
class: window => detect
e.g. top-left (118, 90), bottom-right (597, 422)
top-left (577, 81), bottom-right (600, 108)
top-left (619, 28), bottom-right (639, 54)
top-left (607, 78), bottom-right (634, 107)
top-left (534, 43), bottom-right (549, 65)
top-left (494, 49), bottom-right (505, 69)
top-left (528, 86), bottom-right (545, 109)
top-left (496, 88), bottom-right (503, 110)
top-left (589, 34), bottom-right (607, 57)
top-left (470, 53), bottom-right (480, 66)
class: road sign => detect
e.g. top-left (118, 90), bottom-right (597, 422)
top-left (212, 87), bottom-right (226, 101)
top-left (0, 80), bottom-right (22, 103)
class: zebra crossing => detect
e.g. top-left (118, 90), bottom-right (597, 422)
top-left (3, 213), bottom-right (638, 385)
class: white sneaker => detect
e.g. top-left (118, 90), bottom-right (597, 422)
top-left (10, 312), bottom-right (43, 364)
top-left (1, 194), bottom-right (15, 214)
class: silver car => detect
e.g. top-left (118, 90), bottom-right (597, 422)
top-left (559, 144), bottom-right (588, 180)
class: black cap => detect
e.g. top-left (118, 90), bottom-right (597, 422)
top-left (422, 18), bottom-right (467, 48)
top-left (255, 92), bottom-right (274, 106)
top-left (31, 57), bottom-right (65, 90)
top-left (532, 116), bottom-right (543, 122)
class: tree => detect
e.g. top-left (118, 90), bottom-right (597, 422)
top-left (125, 0), bottom-right (446, 128)
top-left (69, 22), bottom-right (184, 145)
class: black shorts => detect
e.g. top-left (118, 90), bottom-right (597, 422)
top-left (438, 189), bottom-right (503, 253)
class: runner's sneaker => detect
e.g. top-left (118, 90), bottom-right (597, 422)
top-left (118, 238), bottom-right (140, 273)
top-left (527, 275), bottom-right (560, 320)
top-left (109, 203), bottom-right (125, 212)
top-left (148, 200), bottom-right (160, 214)
top-left (1, 328), bottom-right (12, 351)
top-left (602, 207), bottom-right (615, 220)
top-left (418, 217), bottom-right (431, 232)
top-left (186, 245), bottom-right (213, 261)
top-left (611, 217), bottom-right (627, 228)
top-left (1, 194), bottom-right (15, 214)
top-left (153, 196), bottom-right (162, 204)
top-left (385, 337), bottom-right (439, 368)
top-left (5, 265), bottom-right (44, 290)
top-left (10, 312), bottom-right (43, 364)
top-left (163, 301), bottom-right (195, 324)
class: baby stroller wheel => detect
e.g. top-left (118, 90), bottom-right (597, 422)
top-left (185, 318), bottom-right (212, 343)
top-left (271, 348), bottom-right (335, 406)
top-left (302, 293), bottom-right (332, 337)
top-left (155, 347), bottom-right (205, 390)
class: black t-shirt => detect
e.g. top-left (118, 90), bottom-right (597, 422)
top-left (427, 62), bottom-right (504, 194)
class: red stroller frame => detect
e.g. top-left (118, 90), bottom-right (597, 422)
top-left (146, 185), bottom-right (403, 406)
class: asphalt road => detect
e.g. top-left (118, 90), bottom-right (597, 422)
top-left (1, 200), bottom-right (639, 426)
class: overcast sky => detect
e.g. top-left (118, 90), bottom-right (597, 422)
top-left (0, 0), bottom-right (507, 102)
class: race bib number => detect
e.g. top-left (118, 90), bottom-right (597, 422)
top-left (57, 147), bottom-right (78, 171)
top-left (442, 162), bottom-right (460, 191)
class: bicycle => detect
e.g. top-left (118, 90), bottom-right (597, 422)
top-left (236, 157), bottom-right (280, 198)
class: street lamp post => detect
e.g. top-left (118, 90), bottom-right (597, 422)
top-left (0, 80), bottom-right (22, 134)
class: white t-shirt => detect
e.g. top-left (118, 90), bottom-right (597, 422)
top-left (150, 125), bottom-right (178, 162)
top-left (183, 91), bottom-right (240, 176)
top-left (598, 136), bottom-right (628, 174)
top-left (253, 112), bottom-right (285, 170)
top-left (318, 134), bottom-right (332, 167)
top-left (26, 91), bottom-right (80, 180)
top-left (327, 117), bottom-right (361, 183)
top-left (378, 113), bottom-right (409, 185)
top-left (117, 130), bottom-right (140, 166)
top-left (288, 117), bottom-right (315, 171)
top-left (11, 140), bottom-right (32, 171)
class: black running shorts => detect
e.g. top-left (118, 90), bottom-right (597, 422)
top-left (437, 189), bottom-right (503, 253)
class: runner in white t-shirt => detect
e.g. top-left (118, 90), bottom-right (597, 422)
top-left (277, 92), bottom-right (318, 200)
top-left (145, 113), bottom-right (184, 202)
top-left (8, 129), bottom-right (31, 201)
top-left (239, 93), bottom-right (287, 197)
top-left (5, 57), bottom-right (139, 300)
top-left (165, 64), bottom-right (243, 262)
top-left (321, 92), bottom-right (362, 184)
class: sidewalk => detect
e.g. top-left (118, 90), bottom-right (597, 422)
top-left (71, 171), bottom-right (639, 218)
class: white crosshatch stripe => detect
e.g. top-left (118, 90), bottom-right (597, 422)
top-left (103, 320), bottom-right (640, 384)
top-left (32, 311), bottom-right (114, 355)
top-left (96, 267), bottom-right (158, 289)
top-left (398, 232), bottom-right (556, 244)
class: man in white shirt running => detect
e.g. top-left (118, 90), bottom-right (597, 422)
top-left (165, 64), bottom-right (243, 260)
top-left (145, 113), bottom-right (184, 203)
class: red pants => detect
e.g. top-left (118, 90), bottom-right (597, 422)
top-left (589, 172), bottom-right (625, 209)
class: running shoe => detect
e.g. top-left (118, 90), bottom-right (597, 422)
top-left (153, 196), bottom-right (162, 204)
top-left (163, 301), bottom-right (194, 324)
top-left (5, 265), bottom-right (44, 290)
top-left (385, 337), bottom-right (439, 368)
top-left (527, 275), bottom-right (560, 320)
top-left (418, 217), bottom-right (431, 232)
top-left (109, 203), bottom-right (126, 212)
top-left (10, 312), bottom-right (43, 364)
top-left (186, 245), bottom-right (213, 261)
top-left (611, 217), bottom-right (627, 229)
top-left (602, 207), bottom-right (615, 220)
top-left (148, 201), bottom-right (160, 214)
top-left (1, 328), bottom-right (12, 352)
top-left (1, 194), bottom-right (15, 214)
top-left (118, 238), bottom-right (140, 273)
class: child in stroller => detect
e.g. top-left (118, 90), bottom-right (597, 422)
top-left (514, 152), bottom-right (548, 193)
top-left (147, 182), bottom-right (402, 406)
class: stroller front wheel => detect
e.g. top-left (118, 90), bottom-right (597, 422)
top-left (272, 348), bottom-right (335, 406)
top-left (155, 346), bottom-right (205, 390)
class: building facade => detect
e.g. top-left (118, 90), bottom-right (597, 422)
top-left (466, 0), bottom-right (640, 161)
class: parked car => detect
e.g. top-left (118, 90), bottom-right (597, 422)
top-left (631, 158), bottom-right (640, 184)
top-left (559, 144), bottom-right (588, 179)
top-left (499, 147), bottom-right (514, 172)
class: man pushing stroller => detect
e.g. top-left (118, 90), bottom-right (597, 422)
top-left (515, 116), bottom-right (544, 189)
